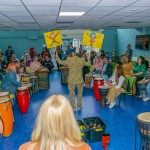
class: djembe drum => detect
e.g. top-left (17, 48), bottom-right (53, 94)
top-left (137, 112), bottom-right (150, 149)
top-left (98, 86), bottom-right (109, 107)
top-left (0, 92), bottom-right (14, 136)
top-left (137, 81), bottom-right (148, 99)
top-left (60, 66), bottom-right (69, 85)
top-left (93, 78), bottom-right (104, 100)
top-left (85, 73), bottom-right (92, 88)
top-left (16, 87), bottom-right (30, 114)
top-left (35, 69), bottom-right (50, 89)
top-left (21, 74), bottom-right (30, 83)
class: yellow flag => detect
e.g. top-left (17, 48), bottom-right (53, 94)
top-left (82, 30), bottom-right (104, 49)
top-left (44, 30), bottom-right (63, 48)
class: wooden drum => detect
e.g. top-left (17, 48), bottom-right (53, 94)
top-left (21, 74), bottom-right (30, 83)
top-left (0, 92), bottom-right (14, 137)
top-left (35, 69), bottom-right (50, 89)
top-left (137, 112), bottom-right (150, 145)
top-left (93, 78), bottom-right (104, 100)
top-left (98, 86), bottom-right (109, 107)
top-left (60, 66), bottom-right (69, 85)
top-left (17, 87), bottom-right (30, 114)
top-left (85, 74), bottom-right (92, 88)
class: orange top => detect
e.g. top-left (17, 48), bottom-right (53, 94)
top-left (123, 62), bottom-right (133, 76)
top-left (19, 141), bottom-right (92, 150)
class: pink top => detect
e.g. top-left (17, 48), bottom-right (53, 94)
top-left (93, 57), bottom-right (103, 70)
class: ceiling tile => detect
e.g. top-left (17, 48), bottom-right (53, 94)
top-left (2, 11), bottom-right (31, 17)
top-left (62, 0), bottom-right (100, 6)
top-left (131, 0), bottom-right (150, 6)
top-left (0, 0), bottom-right (22, 5)
top-left (31, 11), bottom-right (58, 16)
top-left (60, 6), bottom-right (92, 12)
top-left (91, 6), bottom-right (123, 12)
top-left (0, 5), bottom-right (26, 11)
top-left (22, 0), bottom-right (61, 6)
top-left (98, 0), bottom-right (139, 6)
top-left (26, 6), bottom-right (59, 12)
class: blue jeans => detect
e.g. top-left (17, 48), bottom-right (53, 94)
top-left (146, 82), bottom-right (150, 97)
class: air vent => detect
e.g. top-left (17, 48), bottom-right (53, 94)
top-left (108, 26), bottom-right (122, 28)
top-left (125, 21), bottom-right (141, 24)
top-left (56, 21), bottom-right (74, 24)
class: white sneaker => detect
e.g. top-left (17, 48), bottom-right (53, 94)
top-left (143, 97), bottom-right (150, 101)
top-left (138, 95), bottom-right (142, 98)
top-left (109, 102), bottom-right (115, 108)
top-left (106, 102), bottom-right (110, 104)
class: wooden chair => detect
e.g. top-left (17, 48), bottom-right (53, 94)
top-left (119, 76), bottom-right (137, 106)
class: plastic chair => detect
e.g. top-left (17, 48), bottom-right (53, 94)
top-left (111, 62), bottom-right (116, 74)
top-left (119, 76), bottom-right (136, 106)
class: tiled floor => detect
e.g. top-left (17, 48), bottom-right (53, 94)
top-left (0, 70), bottom-right (150, 150)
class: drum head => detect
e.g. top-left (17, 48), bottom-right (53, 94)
top-left (93, 74), bottom-right (101, 78)
top-left (95, 78), bottom-right (103, 81)
top-left (98, 86), bottom-right (109, 89)
top-left (137, 112), bottom-right (150, 123)
top-left (0, 92), bottom-right (10, 103)
top-left (17, 87), bottom-right (28, 90)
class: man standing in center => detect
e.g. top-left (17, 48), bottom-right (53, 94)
top-left (56, 51), bottom-right (91, 111)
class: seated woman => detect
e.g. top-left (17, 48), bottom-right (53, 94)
top-left (19, 95), bottom-right (91, 150)
top-left (42, 56), bottom-right (54, 72)
top-left (122, 56), bottom-right (133, 76)
top-left (138, 67), bottom-right (150, 101)
top-left (106, 65), bottom-right (127, 108)
top-left (1, 62), bottom-right (22, 104)
top-left (30, 56), bottom-right (43, 74)
top-left (93, 55), bottom-right (103, 74)
top-left (132, 56), bottom-right (146, 95)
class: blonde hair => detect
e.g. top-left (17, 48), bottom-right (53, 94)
top-left (30, 95), bottom-right (82, 150)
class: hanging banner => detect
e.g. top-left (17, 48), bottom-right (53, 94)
top-left (44, 30), bottom-right (63, 48)
top-left (82, 30), bottom-right (104, 49)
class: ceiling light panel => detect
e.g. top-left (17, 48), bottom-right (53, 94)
top-left (62, 0), bottom-right (100, 6)
top-left (0, 5), bottom-right (26, 11)
top-left (98, 0), bottom-right (139, 6)
top-left (59, 12), bottom-right (85, 16)
top-left (22, 0), bottom-right (61, 6)
top-left (26, 6), bottom-right (59, 12)
top-left (0, 0), bottom-right (22, 5)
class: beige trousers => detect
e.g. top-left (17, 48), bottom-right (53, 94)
top-left (106, 87), bottom-right (125, 103)
top-left (68, 83), bottom-right (83, 109)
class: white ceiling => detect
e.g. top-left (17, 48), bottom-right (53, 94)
top-left (0, 0), bottom-right (150, 30)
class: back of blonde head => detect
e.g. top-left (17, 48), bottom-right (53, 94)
top-left (30, 95), bottom-right (82, 150)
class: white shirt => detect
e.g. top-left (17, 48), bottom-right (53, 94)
top-left (107, 72), bottom-right (125, 89)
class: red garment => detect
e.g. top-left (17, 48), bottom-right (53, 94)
top-left (30, 48), bottom-right (36, 58)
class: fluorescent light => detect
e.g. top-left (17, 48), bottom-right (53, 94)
top-left (59, 12), bottom-right (85, 16)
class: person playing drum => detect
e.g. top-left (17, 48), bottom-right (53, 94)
top-left (30, 56), bottom-right (47, 75)
top-left (138, 67), bottom-right (150, 101)
top-left (1, 62), bottom-right (22, 105)
top-left (105, 65), bottom-right (127, 108)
